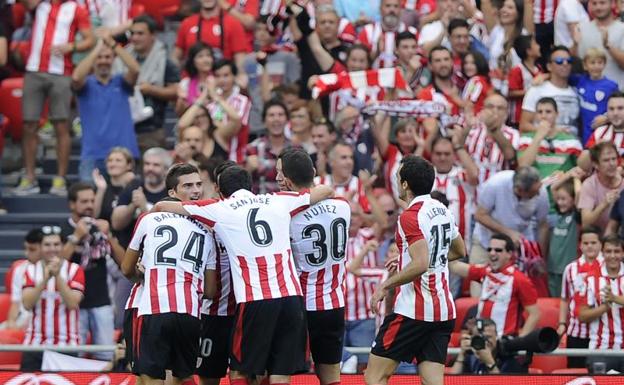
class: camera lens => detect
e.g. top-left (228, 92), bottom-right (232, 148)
top-left (471, 334), bottom-right (486, 350)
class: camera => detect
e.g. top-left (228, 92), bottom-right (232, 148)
top-left (469, 319), bottom-right (488, 351)
top-left (497, 327), bottom-right (560, 357)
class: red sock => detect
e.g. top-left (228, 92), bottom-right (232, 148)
top-left (230, 379), bottom-right (249, 385)
top-left (180, 379), bottom-right (196, 385)
top-left (259, 377), bottom-right (270, 385)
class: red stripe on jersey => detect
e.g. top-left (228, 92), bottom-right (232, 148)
top-left (256, 256), bottom-right (272, 299)
top-left (429, 274), bottom-right (441, 321)
top-left (287, 250), bottom-right (302, 296)
top-left (441, 272), bottom-right (455, 319)
top-left (227, 286), bottom-right (237, 314)
top-left (300, 272), bottom-right (309, 302)
top-left (191, 215), bottom-right (216, 228)
top-left (65, 302), bottom-right (71, 345)
top-left (315, 269), bottom-right (325, 310)
top-left (238, 256), bottom-right (253, 302)
top-left (274, 253), bottom-right (290, 297)
top-left (135, 316), bottom-right (144, 359)
top-left (167, 269), bottom-right (177, 312)
top-left (290, 205), bottom-right (309, 217)
top-left (184, 272), bottom-right (193, 315)
top-left (38, 5), bottom-right (61, 72)
top-left (41, 298), bottom-right (47, 344)
top-left (382, 314), bottom-right (404, 350)
top-left (458, 186), bottom-right (466, 239)
top-left (330, 264), bottom-right (341, 309)
top-left (150, 270), bottom-right (160, 314)
top-left (53, 298), bottom-right (60, 345)
top-left (210, 256), bottom-right (223, 314)
top-left (233, 303), bottom-right (245, 362)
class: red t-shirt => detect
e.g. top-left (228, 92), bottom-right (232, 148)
top-left (176, 13), bottom-right (251, 60)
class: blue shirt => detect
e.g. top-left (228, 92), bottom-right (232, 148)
top-left (334, 0), bottom-right (380, 22)
top-left (569, 74), bottom-right (618, 145)
top-left (77, 75), bottom-right (140, 160)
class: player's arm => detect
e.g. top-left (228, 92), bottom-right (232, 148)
top-left (203, 269), bottom-right (217, 299)
top-left (121, 248), bottom-right (142, 280)
top-left (448, 260), bottom-right (470, 278)
top-left (152, 201), bottom-right (191, 216)
top-left (447, 235), bottom-right (466, 262)
top-left (310, 184), bottom-right (335, 205)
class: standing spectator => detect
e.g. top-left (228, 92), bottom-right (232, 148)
top-left (463, 93), bottom-right (519, 184)
top-left (334, 106), bottom-right (376, 175)
top-left (60, 183), bottom-right (124, 361)
top-left (578, 0), bottom-right (624, 88)
top-left (577, 141), bottom-right (624, 228)
top-left (15, 0), bottom-right (95, 196)
top-left (245, 100), bottom-right (291, 194)
top-left (92, 147), bottom-right (136, 224)
top-left (559, 226), bottom-right (603, 368)
top-left (72, 33), bottom-right (140, 183)
top-left (533, 0), bottom-right (558, 65)
top-left (520, 46), bottom-right (580, 136)
top-left (5, 229), bottom-right (43, 330)
top-left (471, 167), bottom-right (550, 296)
top-left (553, 0), bottom-right (589, 51)
top-left (446, 18), bottom-right (478, 89)
top-left (507, 35), bottom-right (543, 128)
top-left (174, 0), bottom-right (250, 72)
top-left (175, 42), bottom-right (214, 115)
top-left (461, 50), bottom-right (492, 114)
top-left (451, 233), bottom-right (541, 337)
top-left (218, 0), bottom-right (259, 48)
top-left (580, 93), bottom-right (624, 167)
top-left (311, 119), bottom-right (338, 178)
top-left (118, 15), bottom-right (179, 152)
top-left (21, 226), bottom-right (85, 371)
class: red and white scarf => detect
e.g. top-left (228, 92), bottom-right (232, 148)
top-left (361, 100), bottom-right (446, 118)
top-left (312, 68), bottom-right (410, 99)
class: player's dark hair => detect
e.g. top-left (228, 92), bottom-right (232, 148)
top-left (262, 99), bottom-right (290, 121)
top-left (160, 196), bottom-right (181, 202)
top-left (447, 18), bottom-right (470, 35)
top-left (396, 31), bottom-right (417, 48)
top-left (602, 234), bottom-right (624, 249)
top-left (430, 190), bottom-right (449, 208)
top-left (536, 97), bottom-right (558, 112)
top-left (213, 59), bottom-right (238, 76)
top-left (197, 157), bottom-right (223, 183)
top-left (68, 182), bottom-right (95, 203)
top-left (399, 155), bottom-right (435, 196)
top-left (581, 225), bottom-right (602, 238)
top-left (213, 160), bottom-right (237, 183)
top-left (166, 163), bottom-right (200, 191)
top-left (132, 14), bottom-right (157, 33)
top-left (463, 50), bottom-right (489, 77)
top-left (185, 42), bottom-right (214, 78)
top-left (589, 141), bottom-right (618, 163)
top-left (428, 45), bottom-right (451, 63)
top-left (25, 228), bottom-right (44, 244)
top-left (513, 34), bottom-right (533, 61)
top-left (490, 233), bottom-right (515, 252)
top-left (218, 166), bottom-right (252, 197)
top-left (278, 147), bottom-right (315, 188)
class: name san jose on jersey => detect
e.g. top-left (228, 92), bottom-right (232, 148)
top-left (128, 212), bottom-right (217, 318)
top-left (290, 197), bottom-right (351, 311)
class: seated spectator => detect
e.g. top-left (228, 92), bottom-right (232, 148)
top-left (450, 233), bottom-right (541, 337)
top-left (310, 119), bottom-right (338, 178)
top-left (461, 50), bottom-right (492, 114)
top-left (175, 42), bottom-right (214, 115)
top-left (578, 235), bottom-right (624, 373)
top-left (508, 35), bottom-right (543, 129)
top-left (21, 226), bottom-right (85, 371)
top-left (559, 226), bottom-right (603, 368)
top-left (577, 141), bottom-right (624, 229)
top-left (450, 318), bottom-right (526, 374)
top-left (15, 0), bottom-right (95, 196)
top-left (471, 167), bottom-right (549, 296)
top-left (72, 33), bottom-right (140, 183)
top-left (289, 100), bottom-right (316, 154)
top-left (4, 229), bottom-right (43, 330)
top-left (92, 147), bottom-right (136, 225)
top-left (245, 100), bottom-right (291, 194)
top-left (580, 93), bottom-right (624, 169)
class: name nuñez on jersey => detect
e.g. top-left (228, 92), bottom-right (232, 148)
top-left (303, 203), bottom-right (338, 221)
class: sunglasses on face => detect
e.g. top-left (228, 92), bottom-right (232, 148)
top-left (41, 226), bottom-right (62, 235)
top-left (386, 210), bottom-right (396, 216)
top-left (487, 247), bottom-right (505, 253)
top-left (552, 57), bottom-right (573, 65)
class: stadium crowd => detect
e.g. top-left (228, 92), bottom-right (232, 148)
top-left (2, 0), bottom-right (624, 381)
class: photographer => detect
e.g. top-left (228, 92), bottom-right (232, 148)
top-left (450, 318), bottom-right (526, 374)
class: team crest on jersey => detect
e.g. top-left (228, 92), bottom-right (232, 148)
top-left (596, 90), bottom-right (605, 102)
top-left (213, 25), bottom-right (222, 36)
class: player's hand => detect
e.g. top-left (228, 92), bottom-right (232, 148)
top-left (92, 169), bottom-right (108, 191)
top-left (370, 287), bottom-right (388, 315)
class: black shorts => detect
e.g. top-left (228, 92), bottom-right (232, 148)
top-left (307, 307), bottom-right (345, 365)
top-left (230, 296), bottom-right (307, 376)
top-left (196, 315), bottom-right (235, 379)
top-left (123, 308), bottom-right (138, 368)
top-left (133, 313), bottom-right (201, 380)
top-left (371, 313), bottom-right (454, 365)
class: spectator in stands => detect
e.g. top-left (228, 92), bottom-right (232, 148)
top-left (311, 119), bottom-right (338, 178)
top-left (471, 167), bottom-right (549, 296)
top-left (508, 35), bottom-right (543, 129)
top-left (451, 233), bottom-right (541, 337)
top-left (553, 0), bottom-right (588, 52)
top-left (72, 33), bottom-right (140, 183)
top-left (577, 141), bottom-right (624, 229)
top-left (174, 0), bottom-right (250, 74)
top-left (15, 0), bottom-right (95, 196)
top-left (374, 192), bottom-right (398, 264)
top-left (461, 50), bottom-right (492, 114)
top-left (175, 42), bottom-right (214, 115)
top-left (111, 148), bottom-right (170, 326)
top-left (21, 226), bottom-right (85, 371)
top-left (4, 229), bottom-right (43, 330)
top-left (335, 106), bottom-right (375, 174)
top-left (520, 46), bottom-right (580, 136)
top-left (578, 0), bottom-right (624, 88)
top-left (518, 97), bottom-right (582, 179)
top-left (289, 101), bottom-right (316, 154)
top-left (578, 235), bottom-right (624, 373)
top-left (446, 19), bottom-right (475, 89)
top-left (245, 99), bottom-right (291, 194)
top-left (580, 93), bottom-right (624, 166)
top-left (119, 15), bottom-right (179, 152)
top-left (559, 226), bottom-right (603, 368)
top-left (92, 147), bottom-right (136, 225)
top-left (218, 0), bottom-right (258, 48)
top-left (60, 183), bottom-right (124, 361)
top-left (463, 92), bottom-right (519, 185)
top-left (450, 318), bottom-right (526, 374)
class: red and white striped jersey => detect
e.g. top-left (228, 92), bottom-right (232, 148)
top-left (403, 0), bottom-right (437, 16)
top-left (314, 175), bottom-right (370, 212)
top-left (534, 0), bottom-right (559, 24)
top-left (586, 125), bottom-right (624, 156)
top-left (561, 254), bottom-right (603, 339)
top-left (462, 75), bottom-right (491, 114)
top-left (27, 1), bottom-right (91, 76)
top-left (468, 263), bottom-right (538, 336)
top-left (394, 195), bottom-right (459, 321)
top-left (433, 166), bottom-right (475, 247)
top-left (577, 263), bottom-right (624, 349)
top-left (291, 198), bottom-right (351, 311)
top-left (507, 63), bottom-right (542, 125)
top-left (125, 282), bottom-right (142, 310)
top-left (23, 260), bottom-right (85, 346)
top-left (465, 123), bottom-right (520, 184)
top-left (183, 189), bottom-right (310, 303)
top-left (128, 212), bottom-right (217, 318)
top-left (206, 86), bottom-right (251, 163)
top-left (202, 234), bottom-right (236, 316)
top-left (357, 22), bottom-right (419, 69)
top-left (78, 0), bottom-right (131, 26)
top-left (383, 144), bottom-right (406, 203)
top-left (345, 228), bottom-right (384, 321)
top-left (416, 84), bottom-right (462, 118)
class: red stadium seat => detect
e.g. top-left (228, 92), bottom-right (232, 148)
top-left (0, 294), bottom-right (12, 323)
top-left (530, 354), bottom-right (567, 374)
top-left (129, 4), bottom-right (146, 19)
top-left (449, 332), bottom-right (461, 347)
top-left (552, 368), bottom-right (589, 374)
top-left (5, 259), bottom-right (27, 296)
top-left (535, 297), bottom-right (560, 329)
top-left (0, 329), bottom-right (25, 370)
top-left (0, 77), bottom-right (25, 141)
top-left (454, 297), bottom-right (478, 332)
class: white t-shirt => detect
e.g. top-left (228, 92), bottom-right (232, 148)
top-left (554, 0), bottom-right (589, 48)
top-left (485, 24), bottom-right (522, 71)
top-left (522, 81), bottom-right (580, 135)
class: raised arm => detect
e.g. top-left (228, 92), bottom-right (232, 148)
top-left (72, 39), bottom-right (103, 90)
top-left (372, 112), bottom-right (391, 157)
top-left (310, 185), bottom-right (335, 205)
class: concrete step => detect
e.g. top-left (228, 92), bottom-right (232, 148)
top-left (42, 156), bottom-right (81, 176)
top-left (0, 213), bottom-right (67, 230)
top-left (0, 230), bottom-right (28, 249)
top-left (3, 195), bottom-right (68, 214)
top-left (0, 250), bottom-right (25, 265)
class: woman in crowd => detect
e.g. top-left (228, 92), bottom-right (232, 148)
top-left (175, 42), bottom-right (214, 116)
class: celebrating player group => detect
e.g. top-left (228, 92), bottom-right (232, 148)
top-left (120, 148), bottom-right (466, 385)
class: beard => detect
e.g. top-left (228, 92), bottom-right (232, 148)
top-left (382, 14), bottom-right (400, 30)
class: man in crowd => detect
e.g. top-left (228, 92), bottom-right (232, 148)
top-left (580, 92), bottom-right (624, 167)
top-left (311, 119), bottom-right (338, 178)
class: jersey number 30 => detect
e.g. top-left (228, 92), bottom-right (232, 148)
top-left (301, 218), bottom-right (348, 265)
top-left (154, 225), bottom-right (205, 273)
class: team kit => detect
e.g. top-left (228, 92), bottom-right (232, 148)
top-left (120, 149), bottom-right (465, 385)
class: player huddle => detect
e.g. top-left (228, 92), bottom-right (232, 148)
top-left (121, 148), bottom-right (466, 385)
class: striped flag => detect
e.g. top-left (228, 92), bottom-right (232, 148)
top-left (312, 68), bottom-right (411, 99)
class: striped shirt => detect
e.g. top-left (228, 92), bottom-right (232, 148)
top-left (561, 254), bottom-right (603, 339)
top-left (465, 123), bottom-right (520, 184)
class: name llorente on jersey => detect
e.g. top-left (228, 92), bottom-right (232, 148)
top-left (302, 204), bottom-right (339, 221)
top-left (152, 212), bottom-right (209, 235)
top-left (229, 195), bottom-right (271, 209)
top-left (426, 206), bottom-right (448, 220)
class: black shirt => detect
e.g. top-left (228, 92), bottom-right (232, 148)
top-left (116, 179), bottom-right (167, 247)
top-left (99, 184), bottom-right (125, 224)
top-left (134, 57), bottom-right (180, 133)
top-left (295, 37), bottom-right (349, 100)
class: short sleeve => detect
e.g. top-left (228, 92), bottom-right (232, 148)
top-left (467, 265), bottom-right (488, 282)
top-left (74, 5), bottom-right (92, 31)
top-left (273, 191), bottom-right (311, 217)
top-left (560, 264), bottom-right (572, 299)
top-left (204, 234), bottom-right (217, 271)
top-left (577, 178), bottom-right (596, 210)
top-left (476, 178), bottom-right (497, 212)
top-left (521, 86), bottom-right (538, 112)
top-left (398, 210), bottom-right (424, 246)
top-left (11, 263), bottom-right (26, 302)
top-left (183, 199), bottom-right (220, 228)
top-left (23, 265), bottom-right (35, 290)
top-left (69, 265), bottom-right (86, 292)
top-left (515, 272), bottom-right (538, 306)
top-left (128, 214), bottom-right (148, 251)
top-left (507, 66), bottom-right (523, 91)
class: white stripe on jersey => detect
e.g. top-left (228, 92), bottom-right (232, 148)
top-left (465, 123), bottom-right (519, 184)
top-left (433, 166), bottom-right (475, 247)
top-left (344, 228), bottom-right (382, 321)
top-left (584, 264), bottom-right (624, 349)
top-left (562, 254), bottom-right (603, 338)
top-left (202, 234), bottom-right (236, 316)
